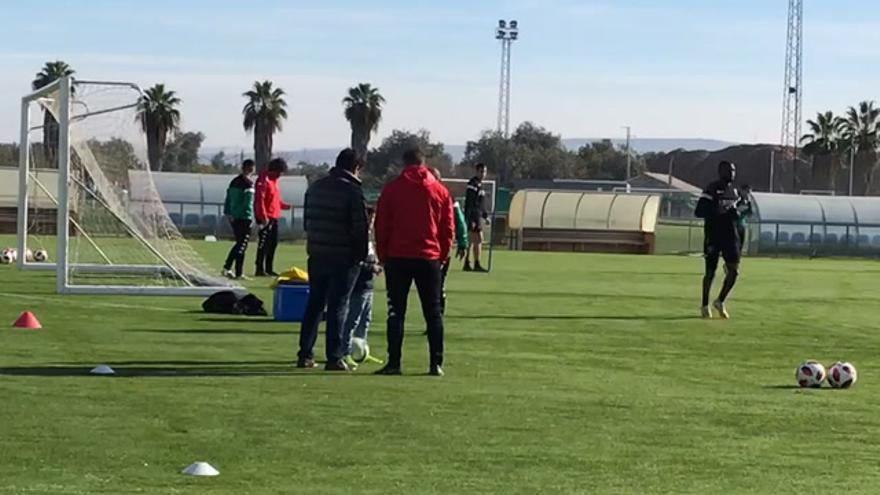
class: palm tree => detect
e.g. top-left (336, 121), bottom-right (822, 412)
top-left (242, 80), bottom-right (288, 170)
top-left (801, 111), bottom-right (844, 193)
top-left (136, 84), bottom-right (181, 172)
top-left (343, 83), bottom-right (385, 161)
top-left (841, 101), bottom-right (880, 195)
top-left (32, 61), bottom-right (75, 166)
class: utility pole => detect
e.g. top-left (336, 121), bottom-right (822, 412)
top-left (623, 126), bottom-right (632, 180)
top-left (769, 150), bottom-right (775, 192)
top-left (849, 138), bottom-right (855, 196)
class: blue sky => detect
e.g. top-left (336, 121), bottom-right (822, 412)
top-left (2, 0), bottom-right (880, 150)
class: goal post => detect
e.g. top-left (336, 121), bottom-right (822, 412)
top-left (18, 75), bottom-right (238, 296)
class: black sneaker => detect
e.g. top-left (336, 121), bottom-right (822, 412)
top-left (296, 358), bottom-right (317, 369)
top-left (374, 365), bottom-right (402, 376)
top-left (266, 271), bottom-right (280, 277)
top-left (254, 270), bottom-right (267, 277)
top-left (474, 264), bottom-right (488, 273)
top-left (463, 263), bottom-right (472, 272)
top-left (429, 365), bottom-right (444, 377)
top-left (325, 360), bottom-right (350, 372)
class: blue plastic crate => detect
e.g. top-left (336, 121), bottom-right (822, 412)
top-left (273, 284), bottom-right (310, 322)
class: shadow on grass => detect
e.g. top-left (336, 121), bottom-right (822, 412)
top-left (127, 328), bottom-right (289, 335)
top-left (450, 289), bottom-right (879, 305)
top-left (763, 385), bottom-right (835, 391)
top-left (445, 314), bottom-right (700, 322)
top-left (197, 317), bottom-right (279, 324)
top-left (449, 289), bottom-right (693, 302)
top-left (0, 363), bottom-right (378, 378)
top-left (58, 360), bottom-right (295, 366)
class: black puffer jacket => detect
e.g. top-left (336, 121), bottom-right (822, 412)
top-left (303, 167), bottom-right (368, 264)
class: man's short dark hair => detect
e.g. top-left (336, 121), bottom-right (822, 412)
top-left (268, 158), bottom-right (288, 173)
top-left (402, 148), bottom-right (425, 166)
top-left (335, 148), bottom-right (362, 172)
top-left (475, 162), bottom-right (486, 170)
top-left (242, 159), bottom-right (255, 170)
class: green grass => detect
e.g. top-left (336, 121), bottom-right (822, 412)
top-left (2, 236), bottom-right (880, 494)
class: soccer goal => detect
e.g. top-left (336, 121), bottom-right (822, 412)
top-left (17, 76), bottom-right (238, 296)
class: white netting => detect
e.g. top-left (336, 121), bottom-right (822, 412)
top-left (23, 80), bottom-right (232, 291)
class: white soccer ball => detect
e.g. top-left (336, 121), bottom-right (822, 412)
top-left (827, 362), bottom-right (858, 389)
top-left (24, 248), bottom-right (33, 262)
top-left (351, 337), bottom-right (370, 363)
top-left (33, 249), bottom-right (48, 263)
top-left (796, 360), bottom-right (826, 388)
top-left (0, 248), bottom-right (16, 264)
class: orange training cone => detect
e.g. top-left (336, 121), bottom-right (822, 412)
top-left (12, 311), bottom-right (41, 329)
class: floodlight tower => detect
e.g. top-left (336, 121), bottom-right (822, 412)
top-left (780, 0), bottom-right (803, 193)
top-left (496, 19), bottom-right (518, 138)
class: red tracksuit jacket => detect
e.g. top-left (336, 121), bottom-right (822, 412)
top-left (254, 170), bottom-right (290, 222)
top-left (375, 165), bottom-right (455, 263)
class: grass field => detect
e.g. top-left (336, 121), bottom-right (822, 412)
top-left (2, 236), bottom-right (880, 494)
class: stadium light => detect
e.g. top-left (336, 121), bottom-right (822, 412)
top-left (495, 19), bottom-right (519, 138)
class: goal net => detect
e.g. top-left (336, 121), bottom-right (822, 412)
top-left (18, 76), bottom-right (237, 295)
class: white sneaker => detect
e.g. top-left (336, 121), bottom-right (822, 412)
top-left (713, 300), bottom-right (730, 319)
top-left (221, 269), bottom-right (234, 279)
top-left (701, 305), bottom-right (713, 319)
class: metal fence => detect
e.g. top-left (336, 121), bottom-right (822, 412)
top-left (655, 219), bottom-right (880, 258)
top-left (141, 200), bottom-right (303, 240)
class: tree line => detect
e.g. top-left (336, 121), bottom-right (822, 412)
top-left (801, 102), bottom-right (880, 195)
top-left (16, 60), bottom-right (644, 189)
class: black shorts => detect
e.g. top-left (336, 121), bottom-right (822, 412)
top-left (704, 238), bottom-right (741, 264)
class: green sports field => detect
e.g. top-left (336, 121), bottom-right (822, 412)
top-left (1, 237), bottom-right (879, 494)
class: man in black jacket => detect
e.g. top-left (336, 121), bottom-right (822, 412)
top-left (463, 163), bottom-right (488, 272)
top-left (695, 161), bottom-right (743, 319)
top-left (297, 148), bottom-right (369, 371)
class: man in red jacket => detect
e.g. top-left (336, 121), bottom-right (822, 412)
top-left (254, 158), bottom-right (291, 277)
top-left (374, 148), bottom-right (455, 376)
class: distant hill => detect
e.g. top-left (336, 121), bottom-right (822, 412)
top-left (200, 147), bottom-right (341, 166)
top-left (642, 144), bottom-right (812, 193)
top-left (202, 138), bottom-right (735, 165)
top-left (563, 138), bottom-right (736, 154)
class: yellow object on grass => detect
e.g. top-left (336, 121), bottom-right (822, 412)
top-left (270, 266), bottom-right (309, 288)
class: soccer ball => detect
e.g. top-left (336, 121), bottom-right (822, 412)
top-left (0, 248), bottom-right (16, 265)
top-left (351, 337), bottom-right (370, 363)
top-left (796, 360), bottom-right (826, 388)
top-left (33, 249), bottom-right (48, 263)
top-left (827, 362), bottom-right (858, 389)
top-left (24, 248), bottom-right (33, 262)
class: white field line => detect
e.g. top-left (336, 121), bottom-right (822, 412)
top-left (0, 291), bottom-right (182, 313)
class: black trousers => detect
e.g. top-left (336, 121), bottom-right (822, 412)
top-left (223, 219), bottom-right (251, 277)
top-left (255, 219), bottom-right (279, 274)
top-left (440, 259), bottom-right (450, 315)
top-left (297, 257), bottom-right (361, 363)
top-left (384, 258), bottom-right (444, 368)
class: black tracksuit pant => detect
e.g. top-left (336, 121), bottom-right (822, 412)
top-left (255, 219), bottom-right (279, 274)
top-left (384, 258), bottom-right (444, 368)
top-left (223, 219), bottom-right (251, 278)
